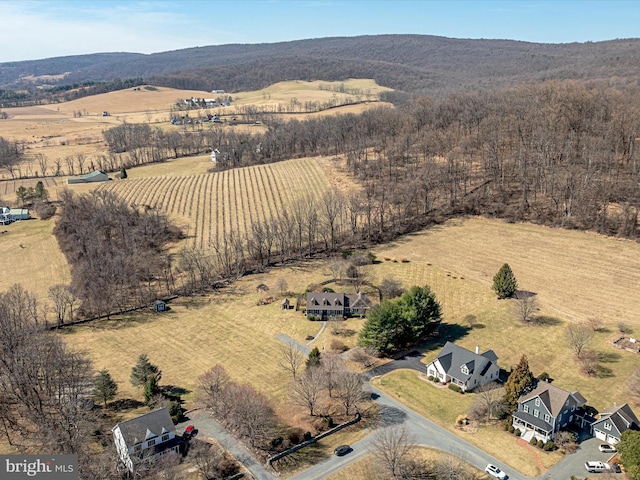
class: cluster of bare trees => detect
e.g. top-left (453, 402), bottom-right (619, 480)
top-left (196, 365), bottom-right (278, 453)
top-left (369, 426), bottom-right (480, 479)
top-left (53, 189), bottom-right (181, 318)
top-left (0, 136), bottom-right (23, 179)
top-left (285, 348), bottom-right (369, 418)
top-left (0, 284), bottom-right (118, 479)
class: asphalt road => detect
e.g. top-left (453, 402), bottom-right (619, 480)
top-left (182, 349), bottom-right (623, 480)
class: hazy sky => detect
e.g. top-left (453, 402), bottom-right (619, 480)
top-left (1, 0), bottom-right (638, 63)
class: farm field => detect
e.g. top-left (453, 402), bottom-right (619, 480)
top-left (0, 79), bottom-right (391, 181)
top-left (96, 156), bottom-right (334, 248)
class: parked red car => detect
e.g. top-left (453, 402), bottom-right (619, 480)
top-left (183, 425), bottom-right (195, 439)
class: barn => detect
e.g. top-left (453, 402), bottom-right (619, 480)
top-left (67, 170), bottom-right (110, 184)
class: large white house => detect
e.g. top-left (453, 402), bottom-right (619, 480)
top-left (112, 407), bottom-right (181, 472)
top-left (425, 342), bottom-right (499, 392)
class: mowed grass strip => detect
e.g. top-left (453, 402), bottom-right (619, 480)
top-left (0, 218), bottom-right (70, 302)
top-left (376, 370), bottom-right (563, 477)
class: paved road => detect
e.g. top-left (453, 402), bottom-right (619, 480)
top-left (363, 350), bottom-right (425, 380)
top-left (178, 410), bottom-right (275, 480)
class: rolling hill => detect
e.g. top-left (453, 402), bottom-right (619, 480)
top-left (2, 35), bottom-right (640, 96)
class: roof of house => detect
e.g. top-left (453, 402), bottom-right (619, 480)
top-left (519, 382), bottom-right (586, 416)
top-left (112, 408), bottom-right (175, 448)
top-left (307, 292), bottom-right (346, 309)
top-left (595, 403), bottom-right (640, 435)
top-left (346, 292), bottom-right (372, 309)
top-left (431, 341), bottom-right (498, 382)
top-left (513, 410), bottom-right (553, 433)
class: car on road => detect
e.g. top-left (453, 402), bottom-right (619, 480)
top-left (485, 464), bottom-right (507, 479)
top-left (334, 445), bottom-right (352, 456)
top-left (183, 425), bottom-right (196, 439)
top-left (599, 444), bottom-right (617, 453)
top-left (585, 461), bottom-right (610, 473)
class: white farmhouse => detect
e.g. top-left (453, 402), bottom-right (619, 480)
top-left (112, 407), bottom-right (181, 472)
top-left (425, 341), bottom-right (499, 392)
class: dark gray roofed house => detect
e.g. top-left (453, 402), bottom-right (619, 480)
top-left (112, 408), bottom-right (181, 472)
top-left (305, 292), bottom-right (372, 319)
top-left (512, 382), bottom-right (588, 443)
top-left (425, 341), bottom-right (499, 392)
top-left (592, 403), bottom-right (640, 445)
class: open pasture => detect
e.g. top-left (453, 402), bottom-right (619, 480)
top-left (0, 80), bottom-right (391, 181)
top-left (96, 157), bottom-right (333, 248)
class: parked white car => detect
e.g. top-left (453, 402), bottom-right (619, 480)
top-left (585, 461), bottom-right (610, 473)
top-left (485, 463), bottom-right (507, 479)
top-left (599, 444), bottom-right (617, 453)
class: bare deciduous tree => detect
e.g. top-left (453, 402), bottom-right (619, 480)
top-left (566, 323), bottom-right (593, 358)
top-left (289, 366), bottom-right (323, 416)
top-left (276, 277), bottom-right (288, 295)
top-left (370, 425), bottom-right (415, 478)
top-left (196, 365), bottom-right (230, 413)
top-left (277, 339), bottom-right (305, 381)
top-left (336, 370), bottom-right (366, 416)
top-left (513, 291), bottom-right (539, 323)
top-left (579, 349), bottom-right (599, 376)
top-left (468, 382), bottom-right (504, 423)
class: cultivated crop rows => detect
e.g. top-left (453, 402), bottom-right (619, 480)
top-left (97, 158), bottom-right (332, 248)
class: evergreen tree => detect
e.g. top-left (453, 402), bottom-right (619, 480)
top-left (130, 353), bottom-right (162, 388)
top-left (120, 166), bottom-right (127, 179)
top-left (143, 376), bottom-right (160, 405)
top-left (306, 347), bottom-right (321, 368)
top-left (92, 369), bottom-right (118, 407)
top-left (359, 285), bottom-right (442, 355)
top-left (493, 263), bottom-right (518, 299)
top-left (34, 181), bottom-right (48, 201)
top-left (618, 430), bottom-right (640, 480)
top-left (503, 355), bottom-right (535, 412)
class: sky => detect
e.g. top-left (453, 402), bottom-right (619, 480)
top-left (0, 0), bottom-right (639, 63)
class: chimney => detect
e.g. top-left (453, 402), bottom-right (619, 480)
top-left (475, 345), bottom-right (479, 354)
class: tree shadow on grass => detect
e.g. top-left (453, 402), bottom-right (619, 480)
top-left (598, 351), bottom-right (622, 363)
top-left (596, 364), bottom-right (614, 378)
top-left (420, 323), bottom-right (471, 352)
top-left (273, 442), bottom-right (329, 473)
top-left (163, 385), bottom-right (191, 399)
top-left (110, 398), bottom-right (145, 411)
top-left (532, 315), bottom-right (562, 326)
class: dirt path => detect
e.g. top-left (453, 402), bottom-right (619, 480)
top-left (516, 438), bottom-right (547, 474)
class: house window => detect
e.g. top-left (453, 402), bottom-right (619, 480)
top-left (148, 439), bottom-right (156, 447)
top-left (535, 399), bottom-right (540, 407)
top-left (534, 410), bottom-right (539, 418)
top-left (604, 423), bottom-right (612, 431)
top-left (545, 414), bottom-right (550, 422)
top-left (571, 405), bottom-right (575, 411)
top-left (461, 365), bottom-right (468, 375)
top-left (134, 444), bottom-right (141, 452)
top-left (162, 434), bottom-right (169, 442)
top-left (523, 405), bottom-right (529, 413)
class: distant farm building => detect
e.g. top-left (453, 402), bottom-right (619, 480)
top-left (153, 300), bottom-right (167, 313)
top-left (67, 170), bottom-right (110, 184)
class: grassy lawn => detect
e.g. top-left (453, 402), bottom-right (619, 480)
top-left (376, 370), bottom-right (563, 477)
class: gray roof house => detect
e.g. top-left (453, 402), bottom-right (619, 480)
top-left (512, 382), bottom-right (588, 443)
top-left (112, 408), bottom-right (181, 472)
top-left (592, 403), bottom-right (640, 445)
top-left (67, 170), bottom-right (110, 184)
top-left (305, 292), bottom-right (372, 319)
top-left (425, 341), bottom-right (499, 392)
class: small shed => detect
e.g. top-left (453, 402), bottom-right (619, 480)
top-left (281, 298), bottom-right (290, 310)
top-left (67, 170), bottom-right (110, 184)
top-left (153, 300), bottom-right (167, 313)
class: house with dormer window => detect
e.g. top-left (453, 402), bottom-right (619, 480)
top-left (425, 342), bottom-right (499, 392)
top-left (592, 403), bottom-right (640, 444)
top-left (512, 382), bottom-right (587, 443)
top-left (112, 408), bottom-right (182, 472)
top-left (305, 292), bottom-right (372, 319)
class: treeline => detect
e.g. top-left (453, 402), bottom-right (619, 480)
top-left (53, 190), bottom-right (182, 319)
top-left (0, 78), bottom-right (144, 108)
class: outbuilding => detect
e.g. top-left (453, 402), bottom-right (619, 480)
top-left (153, 300), bottom-right (167, 313)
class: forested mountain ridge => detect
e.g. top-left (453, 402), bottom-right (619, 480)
top-left (2, 34), bottom-right (640, 96)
